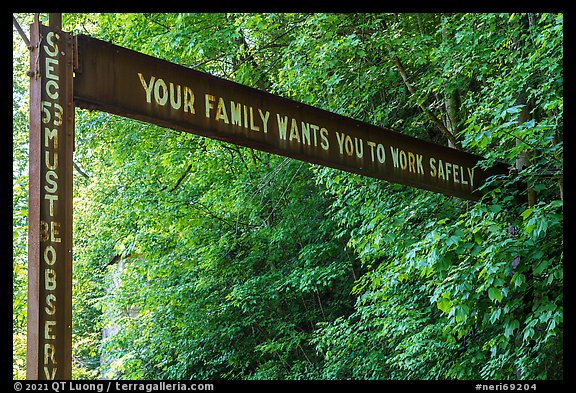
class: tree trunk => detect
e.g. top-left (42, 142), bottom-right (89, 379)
top-left (444, 89), bottom-right (460, 149)
top-left (515, 94), bottom-right (536, 207)
top-left (390, 55), bottom-right (460, 149)
top-left (442, 17), bottom-right (460, 150)
top-left (514, 91), bottom-right (536, 380)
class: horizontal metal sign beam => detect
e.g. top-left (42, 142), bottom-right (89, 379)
top-left (73, 34), bottom-right (509, 200)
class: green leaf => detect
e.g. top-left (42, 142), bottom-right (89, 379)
top-left (520, 207), bottom-right (534, 219)
top-left (455, 305), bottom-right (470, 323)
top-left (523, 327), bottom-right (534, 342)
top-left (474, 231), bottom-right (483, 245)
top-left (490, 308), bottom-right (502, 324)
top-left (533, 259), bottom-right (551, 275)
top-left (511, 272), bottom-right (525, 288)
top-left (504, 319), bottom-right (520, 338)
top-left (437, 297), bottom-right (452, 313)
top-left (488, 287), bottom-right (503, 303)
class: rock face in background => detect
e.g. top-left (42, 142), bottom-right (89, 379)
top-left (100, 256), bottom-right (139, 379)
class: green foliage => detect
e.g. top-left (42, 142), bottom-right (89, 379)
top-left (13, 12), bottom-right (562, 380)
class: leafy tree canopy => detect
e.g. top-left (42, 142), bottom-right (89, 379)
top-left (13, 12), bottom-right (562, 380)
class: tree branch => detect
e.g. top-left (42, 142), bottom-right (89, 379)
top-left (73, 161), bottom-right (90, 179)
top-left (389, 54), bottom-right (461, 149)
top-left (189, 199), bottom-right (260, 230)
top-left (169, 163), bottom-right (193, 192)
top-left (13, 15), bottom-right (30, 48)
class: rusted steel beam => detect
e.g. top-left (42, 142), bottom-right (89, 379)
top-left (27, 20), bottom-right (73, 380)
top-left (49, 13), bottom-right (62, 30)
top-left (27, 18), bottom-right (41, 381)
top-left (74, 34), bottom-right (509, 200)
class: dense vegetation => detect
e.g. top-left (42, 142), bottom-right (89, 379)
top-left (13, 13), bottom-right (563, 380)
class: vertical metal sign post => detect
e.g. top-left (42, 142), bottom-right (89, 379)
top-left (27, 14), bottom-right (74, 380)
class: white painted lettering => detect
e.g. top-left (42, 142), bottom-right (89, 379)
top-left (45, 194), bottom-right (58, 217)
top-left (230, 101), bottom-right (242, 126)
top-left (43, 32), bottom-right (59, 57)
top-left (336, 132), bottom-right (345, 155)
top-left (45, 58), bottom-right (59, 81)
top-left (45, 320), bottom-right (56, 340)
top-left (453, 163), bottom-right (460, 184)
top-left (430, 157), bottom-right (437, 178)
top-left (43, 245), bottom-right (57, 266)
top-left (277, 114), bottom-right (288, 140)
top-left (320, 128), bottom-right (329, 150)
top-left (138, 73), bottom-right (155, 103)
top-left (344, 135), bottom-right (353, 157)
top-left (183, 86), bottom-right (195, 114)
top-left (437, 160), bottom-right (445, 180)
top-left (301, 122), bottom-right (311, 145)
top-left (310, 124), bottom-right (319, 146)
top-left (46, 80), bottom-right (59, 100)
top-left (45, 269), bottom-right (56, 291)
top-left (468, 167), bottom-right (475, 189)
top-left (45, 294), bottom-right (56, 315)
top-left (44, 127), bottom-right (58, 149)
top-left (43, 366), bottom-right (57, 380)
top-left (215, 97), bottom-right (229, 124)
top-left (205, 94), bottom-right (215, 118)
top-left (44, 343), bottom-right (57, 365)
top-left (416, 154), bottom-right (424, 174)
top-left (258, 109), bottom-right (270, 133)
top-left (376, 143), bottom-right (385, 163)
top-left (154, 78), bottom-right (168, 106)
top-left (460, 166), bottom-right (468, 185)
top-left (289, 118), bottom-right (301, 142)
top-left (354, 137), bottom-right (363, 159)
top-left (169, 83), bottom-right (181, 110)
top-left (50, 221), bottom-right (61, 243)
top-left (249, 107), bottom-right (258, 130)
top-left (44, 171), bottom-right (58, 193)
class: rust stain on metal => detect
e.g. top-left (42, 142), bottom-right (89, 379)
top-left (27, 19), bottom-right (41, 381)
top-left (74, 34), bottom-right (509, 200)
top-left (27, 21), bottom-right (73, 380)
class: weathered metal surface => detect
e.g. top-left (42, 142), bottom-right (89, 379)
top-left (74, 34), bottom-right (509, 200)
top-left (27, 21), bottom-right (73, 380)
